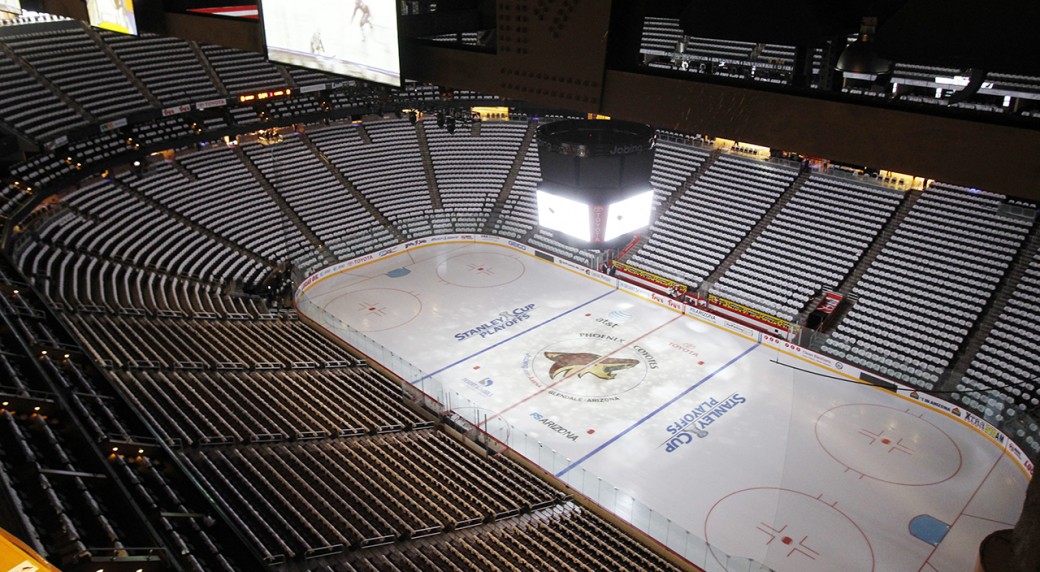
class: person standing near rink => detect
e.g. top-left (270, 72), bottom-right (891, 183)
top-left (669, 283), bottom-right (683, 301)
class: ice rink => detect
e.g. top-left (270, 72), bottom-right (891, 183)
top-left (297, 239), bottom-right (1030, 572)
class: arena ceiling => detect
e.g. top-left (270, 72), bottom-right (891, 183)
top-left (35, 0), bottom-right (1040, 198)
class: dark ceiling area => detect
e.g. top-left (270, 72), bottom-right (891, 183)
top-left (875, 1), bottom-right (1040, 75)
top-left (675, 0), bottom-right (881, 47)
top-left (659, 0), bottom-right (1040, 76)
top-left (29, 0), bottom-right (1040, 197)
top-left (154, 0), bottom-right (1040, 77)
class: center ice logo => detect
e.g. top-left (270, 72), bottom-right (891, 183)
top-left (523, 338), bottom-right (652, 402)
top-left (544, 352), bottom-right (640, 380)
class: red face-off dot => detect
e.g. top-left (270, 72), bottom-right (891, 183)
top-left (473, 365), bottom-right (481, 370)
top-left (781, 536), bottom-right (793, 545)
top-left (881, 438), bottom-right (891, 445)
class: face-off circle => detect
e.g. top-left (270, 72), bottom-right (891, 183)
top-left (526, 338), bottom-right (649, 400)
top-left (436, 252), bottom-right (525, 288)
top-left (705, 487), bottom-right (875, 572)
top-left (323, 288), bottom-right (422, 332)
top-left (815, 404), bottom-right (962, 486)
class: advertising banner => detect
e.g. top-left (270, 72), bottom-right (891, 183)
top-left (614, 261), bottom-right (687, 294)
top-left (708, 294), bottom-right (790, 331)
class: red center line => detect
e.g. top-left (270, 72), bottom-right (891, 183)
top-left (481, 314), bottom-right (684, 427)
top-left (916, 445), bottom-right (1007, 572)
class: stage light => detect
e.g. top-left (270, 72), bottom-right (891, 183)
top-left (836, 17), bottom-right (892, 75)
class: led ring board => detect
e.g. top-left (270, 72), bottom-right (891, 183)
top-left (259, 0), bottom-right (402, 87)
top-left (87, 0), bottom-right (138, 35)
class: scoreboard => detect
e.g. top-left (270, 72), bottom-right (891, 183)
top-left (259, 0), bottom-right (401, 86)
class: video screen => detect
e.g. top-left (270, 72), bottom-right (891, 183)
top-left (0, 0), bottom-right (20, 15)
top-left (537, 188), bottom-right (592, 243)
top-left (87, 0), bottom-right (139, 35)
top-left (604, 190), bottom-right (653, 241)
top-left (260, 0), bottom-right (401, 87)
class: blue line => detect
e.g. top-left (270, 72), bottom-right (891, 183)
top-left (556, 341), bottom-right (761, 477)
top-left (412, 288), bottom-right (617, 385)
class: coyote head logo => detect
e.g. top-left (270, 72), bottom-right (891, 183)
top-left (544, 352), bottom-right (639, 380)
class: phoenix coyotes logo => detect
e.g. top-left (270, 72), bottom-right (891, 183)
top-left (544, 352), bottom-right (640, 380)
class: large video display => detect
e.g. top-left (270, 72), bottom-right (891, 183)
top-left (0, 0), bottom-right (20, 15)
top-left (87, 0), bottom-right (138, 35)
top-left (260, 0), bottom-right (401, 87)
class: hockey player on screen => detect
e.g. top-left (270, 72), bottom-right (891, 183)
top-left (310, 29), bottom-right (325, 54)
top-left (352, 0), bottom-right (374, 38)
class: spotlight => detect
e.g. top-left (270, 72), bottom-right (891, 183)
top-left (836, 17), bottom-right (893, 75)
